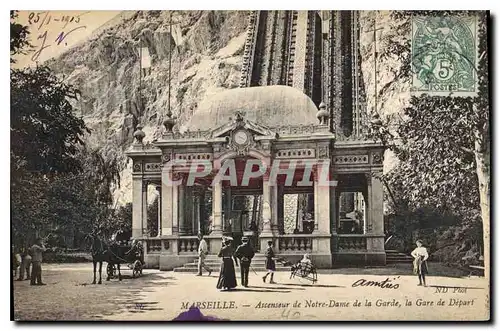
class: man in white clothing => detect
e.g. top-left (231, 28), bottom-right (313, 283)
top-left (197, 233), bottom-right (212, 276)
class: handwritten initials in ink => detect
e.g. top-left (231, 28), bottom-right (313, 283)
top-left (31, 31), bottom-right (50, 62)
top-left (55, 26), bottom-right (87, 46)
top-left (27, 11), bottom-right (89, 62)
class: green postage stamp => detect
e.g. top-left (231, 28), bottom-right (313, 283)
top-left (411, 15), bottom-right (478, 96)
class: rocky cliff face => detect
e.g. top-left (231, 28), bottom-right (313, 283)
top-left (48, 10), bottom-right (407, 206)
top-left (48, 10), bottom-right (249, 204)
top-left (358, 11), bottom-right (410, 173)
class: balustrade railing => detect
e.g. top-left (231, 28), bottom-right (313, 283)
top-left (336, 235), bottom-right (367, 251)
top-left (178, 236), bottom-right (199, 253)
top-left (278, 235), bottom-right (313, 252)
top-left (146, 239), bottom-right (162, 253)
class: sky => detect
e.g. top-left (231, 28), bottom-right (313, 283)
top-left (12, 10), bottom-right (121, 68)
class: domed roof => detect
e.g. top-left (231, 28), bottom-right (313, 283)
top-left (187, 86), bottom-right (319, 131)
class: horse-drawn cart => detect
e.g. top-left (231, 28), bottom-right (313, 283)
top-left (107, 258), bottom-right (143, 278)
top-left (87, 230), bottom-right (145, 283)
top-left (106, 240), bottom-right (144, 280)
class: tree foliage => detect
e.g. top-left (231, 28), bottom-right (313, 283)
top-left (11, 66), bottom-right (89, 174)
top-left (10, 11), bottom-right (31, 63)
top-left (10, 16), bottom-right (124, 249)
top-left (373, 11), bottom-right (489, 265)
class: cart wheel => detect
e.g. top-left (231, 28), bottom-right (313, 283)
top-left (312, 270), bottom-right (318, 284)
top-left (107, 264), bottom-right (115, 278)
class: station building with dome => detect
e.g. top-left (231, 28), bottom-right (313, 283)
top-left (126, 10), bottom-right (386, 269)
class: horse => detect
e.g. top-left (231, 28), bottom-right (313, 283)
top-left (86, 229), bottom-right (139, 283)
top-left (106, 241), bottom-right (129, 281)
top-left (85, 232), bottom-right (108, 284)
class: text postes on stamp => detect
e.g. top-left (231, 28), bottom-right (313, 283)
top-left (411, 15), bottom-right (478, 97)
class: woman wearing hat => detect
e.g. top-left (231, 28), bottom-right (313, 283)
top-left (216, 236), bottom-right (238, 291)
top-left (262, 240), bottom-right (276, 284)
top-left (411, 240), bottom-right (429, 287)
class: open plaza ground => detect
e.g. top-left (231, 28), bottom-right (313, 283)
top-left (12, 263), bottom-right (488, 321)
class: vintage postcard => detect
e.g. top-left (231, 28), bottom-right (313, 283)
top-left (10, 9), bottom-right (490, 321)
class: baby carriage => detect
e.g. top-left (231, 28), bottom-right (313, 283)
top-left (276, 256), bottom-right (318, 284)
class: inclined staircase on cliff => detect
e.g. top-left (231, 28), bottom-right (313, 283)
top-left (173, 254), bottom-right (291, 273)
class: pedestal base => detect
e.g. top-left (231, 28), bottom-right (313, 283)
top-left (333, 252), bottom-right (386, 266)
top-left (259, 233), bottom-right (275, 252)
top-left (159, 254), bottom-right (197, 271)
top-left (205, 235), bottom-right (223, 254)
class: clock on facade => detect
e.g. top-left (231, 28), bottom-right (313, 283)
top-left (233, 130), bottom-right (249, 145)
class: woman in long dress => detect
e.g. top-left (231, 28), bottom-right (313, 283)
top-left (216, 237), bottom-right (238, 291)
top-left (411, 240), bottom-right (429, 287)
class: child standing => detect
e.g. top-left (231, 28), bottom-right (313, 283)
top-left (262, 240), bottom-right (276, 284)
top-left (411, 240), bottom-right (429, 287)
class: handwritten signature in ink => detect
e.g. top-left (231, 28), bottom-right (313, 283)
top-left (351, 276), bottom-right (401, 289)
top-left (29, 11), bottom-right (89, 62)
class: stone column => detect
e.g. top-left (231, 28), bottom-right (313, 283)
top-left (370, 172), bottom-right (384, 235)
top-left (161, 168), bottom-right (174, 236)
top-left (142, 182), bottom-right (148, 237)
top-left (313, 171), bottom-right (319, 232)
top-left (212, 181), bottom-right (223, 235)
top-left (365, 171), bottom-right (386, 264)
top-left (260, 173), bottom-right (274, 252)
top-left (261, 174), bottom-right (272, 234)
top-left (178, 183), bottom-right (187, 235)
top-left (363, 204), bottom-right (367, 233)
top-left (199, 189), bottom-right (206, 234)
top-left (270, 182), bottom-right (279, 235)
top-left (192, 193), bottom-right (199, 236)
top-left (224, 187), bottom-right (232, 232)
top-left (184, 186), bottom-right (193, 235)
top-left (329, 175), bottom-right (337, 234)
top-left (336, 191), bottom-right (341, 232)
top-left (277, 184), bottom-right (284, 234)
top-left (313, 166), bottom-right (331, 234)
top-left (156, 185), bottom-right (162, 237)
top-left (171, 185), bottom-right (178, 234)
top-left (365, 173), bottom-right (372, 234)
top-left (132, 176), bottom-right (143, 238)
top-left (197, 192), bottom-right (203, 235)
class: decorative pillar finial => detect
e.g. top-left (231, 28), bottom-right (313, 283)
top-left (316, 102), bottom-right (330, 125)
top-left (163, 111), bottom-right (176, 133)
top-left (370, 113), bottom-right (383, 127)
top-left (133, 125), bottom-right (146, 144)
top-left (369, 113), bottom-right (384, 137)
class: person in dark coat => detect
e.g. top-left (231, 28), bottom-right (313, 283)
top-left (16, 245), bottom-right (32, 281)
top-left (234, 236), bottom-right (255, 287)
top-left (30, 238), bottom-right (47, 286)
top-left (216, 237), bottom-right (238, 291)
top-left (262, 240), bottom-right (276, 284)
top-left (12, 245), bottom-right (21, 279)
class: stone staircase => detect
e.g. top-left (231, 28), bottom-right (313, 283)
top-left (173, 254), bottom-right (292, 273)
top-left (385, 250), bottom-right (413, 264)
